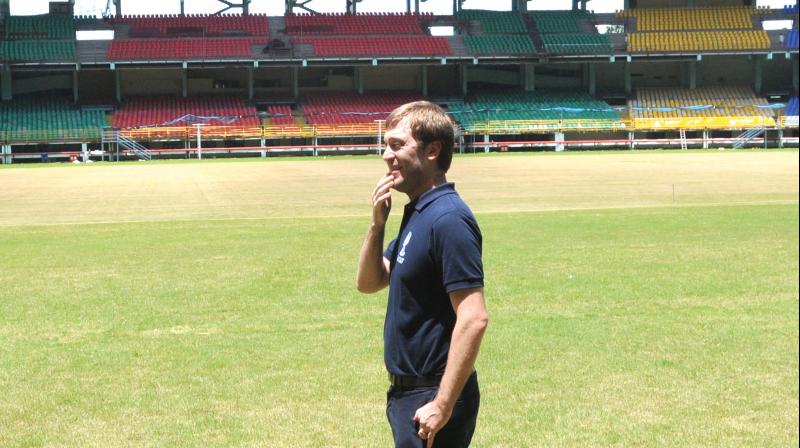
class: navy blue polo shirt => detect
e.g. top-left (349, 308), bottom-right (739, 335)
top-left (383, 182), bottom-right (483, 378)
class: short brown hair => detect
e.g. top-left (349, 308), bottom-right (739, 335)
top-left (385, 101), bottom-right (455, 173)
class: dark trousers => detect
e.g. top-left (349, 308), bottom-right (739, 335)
top-left (386, 372), bottom-right (480, 448)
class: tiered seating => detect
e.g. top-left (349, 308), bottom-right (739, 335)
top-left (284, 13), bottom-right (426, 34)
top-left (0, 14), bottom-right (76, 62)
top-left (113, 14), bottom-right (268, 37)
top-left (540, 34), bottom-right (613, 54)
top-left (456, 10), bottom-right (528, 33)
top-left (532, 10), bottom-right (587, 34)
top-left (462, 35), bottom-right (535, 55)
top-left (113, 96), bottom-right (260, 128)
top-left (0, 97), bottom-right (105, 142)
top-left (782, 96), bottom-right (799, 128)
top-left (108, 14), bottom-right (268, 60)
top-left (107, 38), bottom-right (264, 60)
top-left (620, 7), bottom-right (770, 53)
top-left (302, 92), bottom-right (422, 135)
top-left (629, 31), bottom-right (770, 52)
top-left (787, 30), bottom-right (799, 50)
top-left (629, 86), bottom-right (777, 130)
top-left (449, 90), bottom-right (624, 132)
top-left (784, 4), bottom-right (799, 15)
top-left (4, 14), bottom-right (74, 39)
top-left (457, 9), bottom-right (535, 55)
top-left (532, 10), bottom-right (612, 55)
top-left (294, 36), bottom-right (451, 57)
top-left (619, 6), bottom-right (755, 31)
top-left (787, 97), bottom-right (799, 117)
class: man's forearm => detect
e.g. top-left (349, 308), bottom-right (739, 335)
top-left (356, 222), bottom-right (388, 293)
top-left (435, 311), bottom-right (487, 410)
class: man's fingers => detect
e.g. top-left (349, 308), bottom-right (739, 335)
top-left (427, 433), bottom-right (435, 448)
top-left (374, 191), bottom-right (392, 206)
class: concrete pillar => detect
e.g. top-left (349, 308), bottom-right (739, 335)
top-left (354, 67), bottom-right (363, 95)
top-left (588, 63), bottom-right (596, 96)
top-left (292, 67), bottom-right (299, 99)
top-left (73, 69), bottom-right (79, 103)
top-left (420, 66), bottom-right (428, 97)
top-left (703, 130), bottom-right (709, 149)
top-left (793, 55), bottom-right (799, 92)
top-left (628, 131), bottom-right (635, 150)
top-left (115, 69), bottom-right (122, 102)
top-left (1, 65), bottom-right (12, 101)
top-left (247, 67), bottom-right (254, 100)
top-left (555, 132), bottom-right (565, 152)
top-left (521, 63), bottom-right (535, 91)
top-left (1, 144), bottom-right (11, 165)
top-left (182, 68), bottom-right (188, 98)
top-left (688, 61), bottom-right (697, 89)
top-left (415, 0), bottom-right (420, 13)
top-left (754, 56), bottom-right (763, 94)
top-left (81, 143), bottom-right (88, 162)
top-left (460, 64), bottom-right (468, 96)
top-left (624, 63), bottom-right (631, 96)
top-left (483, 133), bottom-right (490, 153)
top-left (114, 0), bottom-right (121, 17)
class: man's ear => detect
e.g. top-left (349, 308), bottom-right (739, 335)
top-left (425, 141), bottom-right (442, 163)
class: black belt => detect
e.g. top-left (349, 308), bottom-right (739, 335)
top-left (388, 373), bottom-right (443, 388)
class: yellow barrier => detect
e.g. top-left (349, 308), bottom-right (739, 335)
top-left (463, 119), bottom-right (629, 134)
top-left (630, 116), bottom-right (776, 130)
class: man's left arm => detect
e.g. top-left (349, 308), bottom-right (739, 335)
top-left (413, 286), bottom-right (488, 447)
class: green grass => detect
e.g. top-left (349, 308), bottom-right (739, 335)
top-left (0, 154), bottom-right (798, 446)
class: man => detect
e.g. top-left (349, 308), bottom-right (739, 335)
top-left (356, 101), bottom-right (488, 448)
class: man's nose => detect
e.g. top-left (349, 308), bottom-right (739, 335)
top-left (382, 145), bottom-right (393, 161)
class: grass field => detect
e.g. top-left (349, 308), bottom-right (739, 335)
top-left (1, 150), bottom-right (798, 447)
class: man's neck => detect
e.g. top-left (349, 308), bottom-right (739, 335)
top-left (406, 173), bottom-right (447, 202)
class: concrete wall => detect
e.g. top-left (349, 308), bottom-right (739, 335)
top-left (119, 68), bottom-right (182, 96)
top-left (362, 66), bottom-right (418, 90)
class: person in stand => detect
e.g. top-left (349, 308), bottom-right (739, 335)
top-left (357, 101), bottom-right (489, 448)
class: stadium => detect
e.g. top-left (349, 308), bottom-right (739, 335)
top-left (0, 0), bottom-right (797, 161)
top-left (0, 0), bottom-right (798, 446)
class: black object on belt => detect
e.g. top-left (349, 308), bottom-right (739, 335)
top-left (389, 373), bottom-right (443, 388)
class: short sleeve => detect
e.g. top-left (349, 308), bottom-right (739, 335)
top-left (384, 238), bottom-right (397, 261)
top-left (431, 212), bottom-right (484, 293)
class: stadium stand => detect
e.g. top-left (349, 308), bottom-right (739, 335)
top-left (456, 9), bottom-right (535, 55)
top-left (782, 96), bottom-right (799, 127)
top-left (284, 12), bottom-right (426, 34)
top-left (456, 9), bottom-right (528, 33)
top-left (107, 14), bottom-right (268, 60)
top-left (540, 33), bottom-right (613, 55)
top-left (628, 30), bottom-right (771, 52)
top-left (629, 86), bottom-right (777, 129)
top-left (787, 97), bottom-right (800, 116)
top-left (619, 6), bottom-right (757, 31)
top-left (113, 96), bottom-right (260, 127)
top-left (293, 36), bottom-right (451, 57)
top-left (531, 10), bottom-right (613, 55)
top-left (783, 4), bottom-right (800, 14)
top-left (449, 90), bottom-right (624, 133)
top-left (787, 30), bottom-right (799, 50)
top-left (1, 96), bottom-right (106, 142)
top-left (263, 104), bottom-right (307, 137)
top-left (621, 6), bottom-right (771, 53)
top-left (462, 35), bottom-right (536, 55)
top-left (301, 91), bottom-right (422, 135)
top-left (532, 10), bottom-right (588, 34)
top-left (107, 38), bottom-right (266, 60)
top-left (112, 14), bottom-right (269, 37)
top-left (0, 14), bottom-right (76, 62)
top-left (112, 96), bottom-right (261, 139)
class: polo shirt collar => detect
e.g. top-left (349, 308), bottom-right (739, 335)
top-left (412, 182), bottom-right (456, 212)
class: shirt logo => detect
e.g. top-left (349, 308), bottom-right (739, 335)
top-left (397, 232), bottom-right (412, 264)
